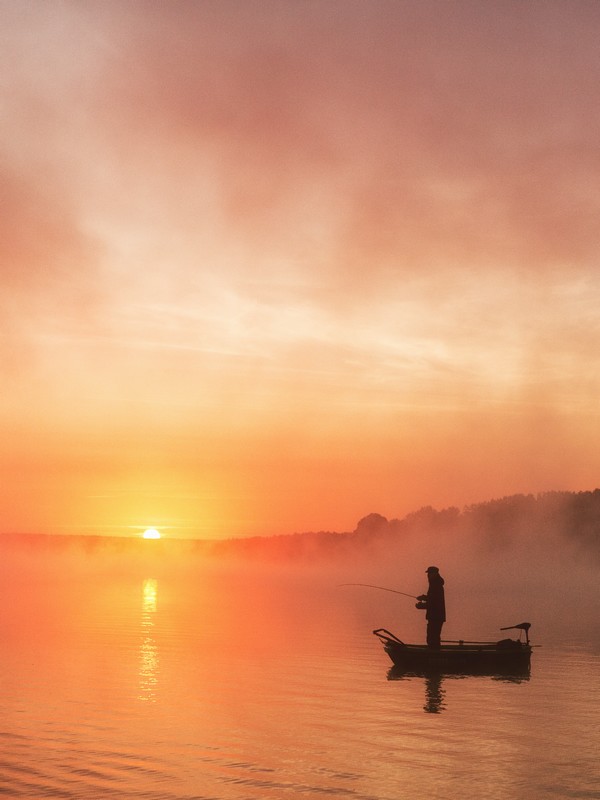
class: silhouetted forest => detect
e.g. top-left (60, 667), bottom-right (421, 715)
top-left (205, 489), bottom-right (600, 562)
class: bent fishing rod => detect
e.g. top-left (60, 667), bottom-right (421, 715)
top-left (338, 583), bottom-right (418, 600)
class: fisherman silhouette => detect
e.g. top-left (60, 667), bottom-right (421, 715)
top-left (417, 566), bottom-right (446, 648)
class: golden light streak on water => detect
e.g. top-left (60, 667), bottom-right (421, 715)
top-left (139, 578), bottom-right (159, 702)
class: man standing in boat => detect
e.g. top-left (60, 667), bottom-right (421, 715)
top-left (417, 566), bottom-right (446, 648)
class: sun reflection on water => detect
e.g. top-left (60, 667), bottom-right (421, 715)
top-left (139, 578), bottom-right (159, 702)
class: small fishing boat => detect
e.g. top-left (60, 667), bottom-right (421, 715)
top-left (373, 622), bottom-right (532, 675)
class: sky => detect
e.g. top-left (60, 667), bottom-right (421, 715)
top-left (2, 0), bottom-right (600, 539)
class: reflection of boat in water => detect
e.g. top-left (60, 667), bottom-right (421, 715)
top-left (386, 666), bottom-right (528, 715)
top-left (387, 664), bottom-right (530, 682)
top-left (373, 622), bottom-right (532, 676)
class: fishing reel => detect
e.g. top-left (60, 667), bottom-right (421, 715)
top-left (415, 600), bottom-right (427, 610)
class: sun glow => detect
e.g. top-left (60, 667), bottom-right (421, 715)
top-left (142, 528), bottom-right (161, 539)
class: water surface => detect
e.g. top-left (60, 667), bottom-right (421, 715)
top-left (0, 541), bottom-right (598, 799)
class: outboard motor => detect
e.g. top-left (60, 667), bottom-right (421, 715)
top-left (500, 622), bottom-right (531, 645)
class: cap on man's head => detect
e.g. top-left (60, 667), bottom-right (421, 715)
top-left (426, 566), bottom-right (439, 573)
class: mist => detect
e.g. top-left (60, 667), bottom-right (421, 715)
top-left (1, 491), bottom-right (597, 656)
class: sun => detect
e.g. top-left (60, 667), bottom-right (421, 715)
top-left (142, 528), bottom-right (161, 540)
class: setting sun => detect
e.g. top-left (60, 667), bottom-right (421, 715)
top-left (142, 528), bottom-right (161, 540)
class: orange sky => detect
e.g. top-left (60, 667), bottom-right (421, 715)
top-left (2, 1), bottom-right (600, 538)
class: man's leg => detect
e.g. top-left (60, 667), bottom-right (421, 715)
top-left (427, 619), bottom-right (442, 648)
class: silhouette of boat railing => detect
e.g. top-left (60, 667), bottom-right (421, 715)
top-left (373, 623), bottom-right (533, 675)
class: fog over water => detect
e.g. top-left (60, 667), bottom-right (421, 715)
top-left (3, 491), bottom-right (598, 648)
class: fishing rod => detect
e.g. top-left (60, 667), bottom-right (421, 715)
top-left (338, 583), bottom-right (418, 600)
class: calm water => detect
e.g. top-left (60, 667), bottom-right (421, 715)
top-left (0, 543), bottom-right (599, 799)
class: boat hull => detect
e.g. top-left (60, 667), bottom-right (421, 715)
top-left (374, 629), bottom-right (532, 676)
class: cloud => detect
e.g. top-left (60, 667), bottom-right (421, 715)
top-left (5, 1), bottom-right (600, 297)
top-left (73, 0), bottom-right (600, 278)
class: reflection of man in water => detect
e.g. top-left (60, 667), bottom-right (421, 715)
top-left (417, 566), bottom-right (446, 648)
top-left (424, 673), bottom-right (446, 714)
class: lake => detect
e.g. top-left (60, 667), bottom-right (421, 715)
top-left (0, 538), bottom-right (598, 799)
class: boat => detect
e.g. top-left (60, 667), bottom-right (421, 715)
top-left (373, 622), bottom-right (533, 675)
